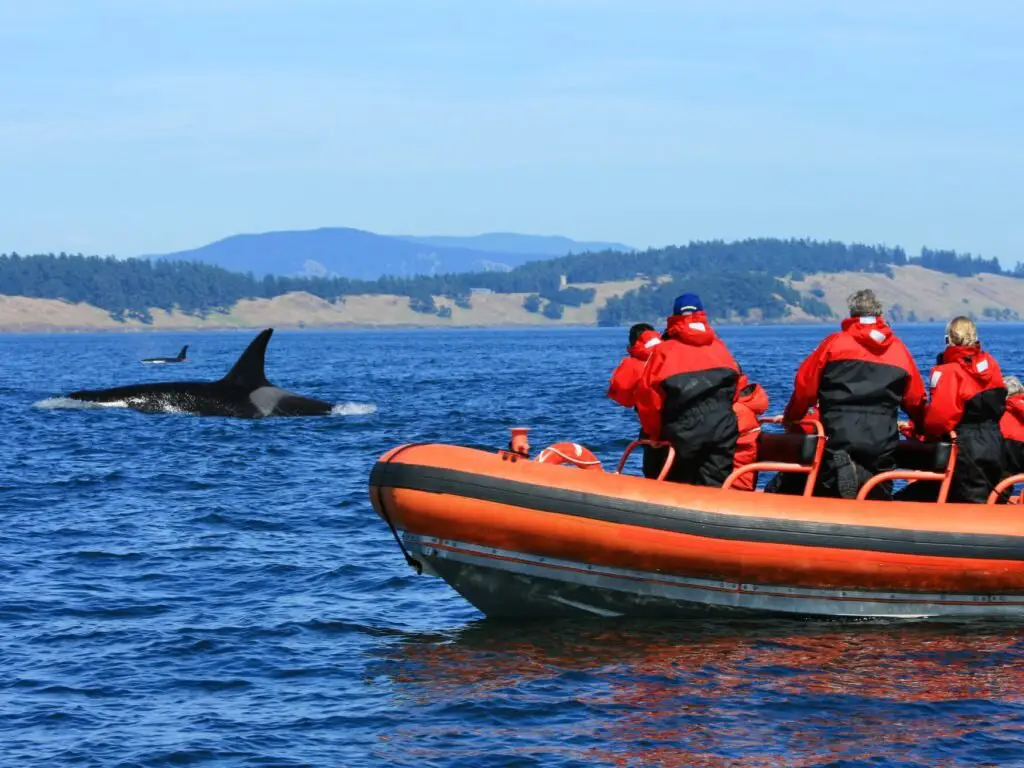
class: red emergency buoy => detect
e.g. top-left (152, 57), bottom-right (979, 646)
top-left (535, 442), bottom-right (603, 470)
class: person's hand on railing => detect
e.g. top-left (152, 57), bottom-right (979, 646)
top-left (898, 421), bottom-right (925, 442)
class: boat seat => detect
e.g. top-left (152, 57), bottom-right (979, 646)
top-left (756, 432), bottom-right (821, 467)
top-left (893, 440), bottom-right (953, 473)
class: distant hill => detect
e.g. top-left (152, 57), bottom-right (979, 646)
top-left (6, 237), bottom-right (1018, 329)
top-left (395, 233), bottom-right (635, 257)
top-left (148, 227), bottom-right (630, 280)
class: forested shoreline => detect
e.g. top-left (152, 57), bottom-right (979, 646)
top-left (0, 240), bottom-right (1017, 325)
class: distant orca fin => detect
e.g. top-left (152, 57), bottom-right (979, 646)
top-left (177, 345), bottom-right (189, 360)
top-left (219, 329), bottom-right (273, 389)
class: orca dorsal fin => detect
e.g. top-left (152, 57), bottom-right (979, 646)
top-left (220, 329), bottom-right (273, 389)
top-left (178, 345), bottom-right (189, 360)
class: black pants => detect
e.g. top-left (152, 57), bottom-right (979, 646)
top-left (660, 402), bottom-right (739, 488)
top-left (642, 444), bottom-right (670, 479)
top-left (662, 446), bottom-right (736, 487)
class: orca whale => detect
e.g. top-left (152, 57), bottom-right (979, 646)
top-left (141, 345), bottom-right (189, 364)
top-left (68, 329), bottom-right (333, 417)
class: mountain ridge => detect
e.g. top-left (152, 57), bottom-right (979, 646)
top-left (147, 227), bottom-right (632, 280)
top-left (394, 232), bottom-right (634, 256)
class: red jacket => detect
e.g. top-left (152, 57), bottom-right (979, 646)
top-left (731, 374), bottom-right (770, 491)
top-left (785, 316), bottom-right (926, 426)
top-left (634, 312), bottom-right (741, 440)
top-left (924, 345), bottom-right (1006, 503)
top-left (924, 346), bottom-right (1005, 437)
top-left (783, 315), bottom-right (926, 475)
top-left (1001, 394), bottom-right (1024, 442)
top-left (607, 330), bottom-right (662, 408)
top-left (1001, 393), bottom-right (1024, 475)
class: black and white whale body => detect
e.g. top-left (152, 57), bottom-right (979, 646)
top-left (68, 329), bottom-right (333, 417)
top-left (141, 345), bottom-right (189, 364)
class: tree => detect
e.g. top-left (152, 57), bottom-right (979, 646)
top-left (542, 301), bottom-right (564, 320)
top-left (523, 294), bottom-right (542, 313)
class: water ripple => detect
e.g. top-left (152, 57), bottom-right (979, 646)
top-left (2, 327), bottom-right (1024, 766)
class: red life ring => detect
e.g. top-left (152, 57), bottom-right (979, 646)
top-left (535, 442), bottom-right (603, 471)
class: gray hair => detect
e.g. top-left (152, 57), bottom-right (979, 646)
top-left (1006, 375), bottom-right (1024, 396)
top-left (847, 289), bottom-right (883, 318)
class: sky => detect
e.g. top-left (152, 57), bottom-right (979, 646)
top-left (1, 0), bottom-right (1022, 264)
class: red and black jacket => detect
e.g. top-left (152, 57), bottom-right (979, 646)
top-left (1000, 394), bottom-right (1024, 476)
top-left (924, 346), bottom-right (1006, 503)
top-left (607, 330), bottom-right (662, 409)
top-left (783, 316), bottom-right (926, 473)
top-left (634, 312), bottom-right (741, 449)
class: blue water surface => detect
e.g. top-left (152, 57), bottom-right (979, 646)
top-left (1, 324), bottom-right (1023, 767)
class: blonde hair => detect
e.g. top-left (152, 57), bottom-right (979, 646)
top-left (1006, 375), bottom-right (1024, 396)
top-left (847, 289), bottom-right (883, 317)
top-left (945, 315), bottom-right (978, 347)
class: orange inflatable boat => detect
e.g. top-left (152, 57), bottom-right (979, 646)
top-left (368, 420), bottom-right (1024, 619)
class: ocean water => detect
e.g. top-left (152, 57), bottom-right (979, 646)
top-left (1, 323), bottom-right (1023, 767)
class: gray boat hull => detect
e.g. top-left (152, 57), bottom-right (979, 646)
top-left (404, 533), bottom-right (1024, 620)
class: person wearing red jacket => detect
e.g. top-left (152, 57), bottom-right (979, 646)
top-left (731, 373), bottom-right (770, 491)
top-left (783, 289), bottom-right (926, 499)
top-left (607, 323), bottom-right (662, 408)
top-left (904, 316), bottom-right (1007, 503)
top-left (634, 293), bottom-right (742, 487)
top-left (1001, 375), bottom-right (1024, 477)
top-left (607, 323), bottom-right (668, 478)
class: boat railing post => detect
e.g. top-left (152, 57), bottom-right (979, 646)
top-left (935, 431), bottom-right (958, 504)
top-left (988, 473), bottom-right (1024, 504)
top-left (508, 427), bottom-right (531, 458)
top-left (615, 439), bottom-right (675, 479)
top-left (799, 418), bottom-right (826, 497)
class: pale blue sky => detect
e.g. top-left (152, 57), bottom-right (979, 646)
top-left (1, 0), bottom-right (1022, 263)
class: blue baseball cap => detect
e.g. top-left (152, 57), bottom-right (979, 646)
top-left (672, 293), bottom-right (703, 316)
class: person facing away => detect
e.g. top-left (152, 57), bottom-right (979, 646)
top-left (607, 323), bottom-right (668, 478)
top-left (907, 316), bottom-right (1006, 503)
top-left (634, 293), bottom-right (742, 487)
top-left (730, 373), bottom-right (770, 491)
top-left (1001, 375), bottom-right (1024, 477)
top-left (783, 289), bottom-right (926, 499)
top-left (607, 323), bottom-right (662, 408)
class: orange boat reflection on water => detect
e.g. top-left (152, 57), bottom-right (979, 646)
top-left (373, 620), bottom-right (1024, 766)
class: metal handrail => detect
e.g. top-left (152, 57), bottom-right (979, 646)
top-left (615, 440), bottom-right (677, 481)
top-left (988, 474), bottom-right (1024, 505)
top-left (856, 430), bottom-right (959, 502)
top-left (722, 416), bottom-right (825, 496)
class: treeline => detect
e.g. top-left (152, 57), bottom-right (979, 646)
top-left (597, 273), bottom-right (835, 325)
top-left (0, 239), bottom-right (1017, 324)
top-left (0, 252), bottom-right (599, 321)
top-left (912, 248), bottom-right (1004, 277)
